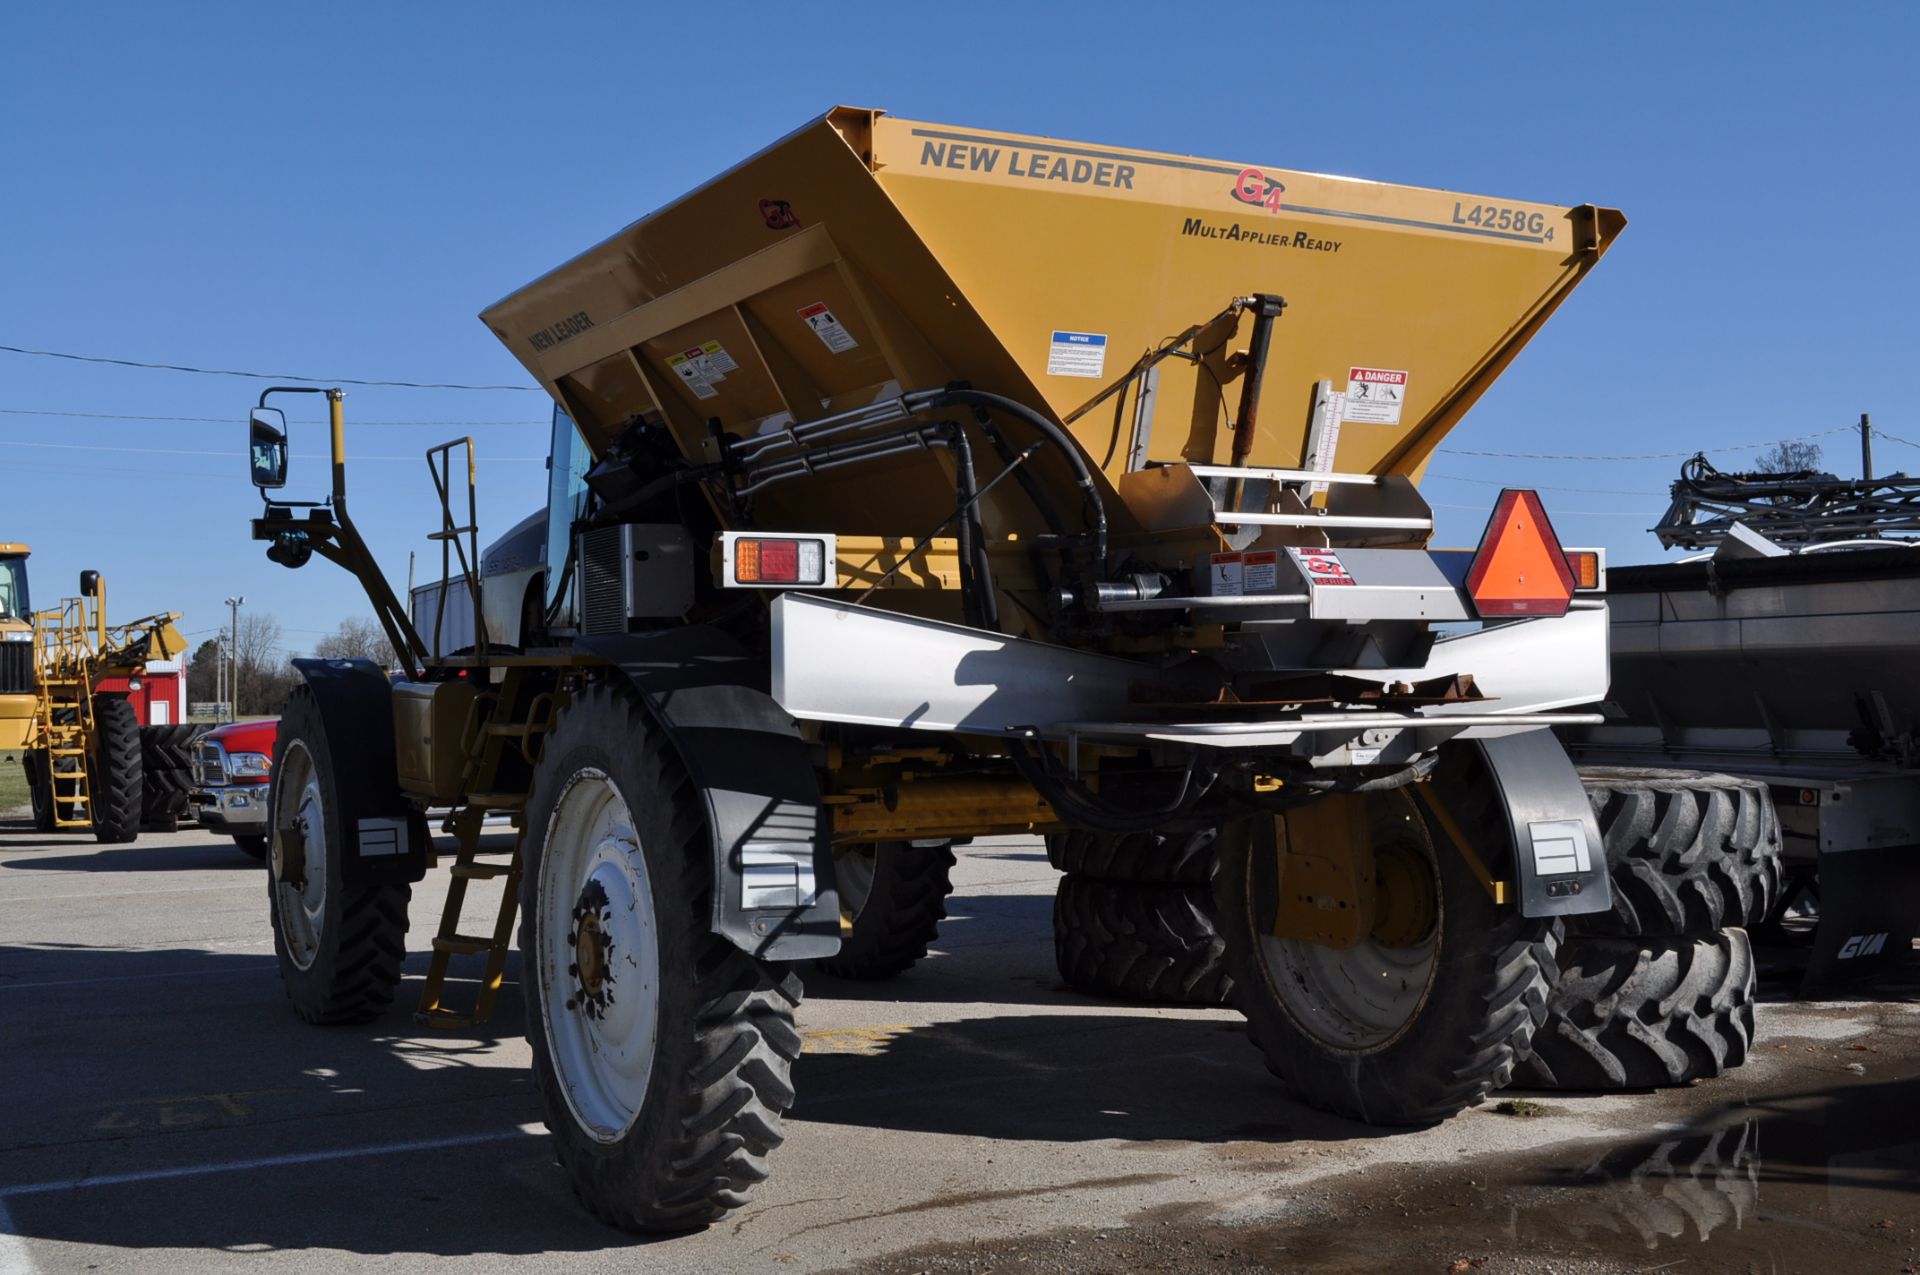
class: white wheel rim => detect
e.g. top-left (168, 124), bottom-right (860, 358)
top-left (537, 767), bottom-right (662, 1143)
top-left (272, 740), bottom-right (328, 971)
top-left (1254, 800), bottom-right (1440, 1053)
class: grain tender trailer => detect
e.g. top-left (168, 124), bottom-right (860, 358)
top-left (244, 108), bottom-right (1625, 1232)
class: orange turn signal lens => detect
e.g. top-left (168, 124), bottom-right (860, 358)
top-left (1567, 550), bottom-right (1601, 590)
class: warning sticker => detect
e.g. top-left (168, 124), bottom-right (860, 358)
top-left (697, 340), bottom-right (738, 375)
top-left (799, 302), bottom-right (859, 353)
top-left (1205, 551), bottom-right (1244, 596)
top-left (1047, 330), bottom-right (1107, 378)
top-left (1295, 548), bottom-right (1355, 587)
top-left (1244, 550), bottom-right (1279, 593)
top-left (666, 345), bottom-right (729, 401)
top-left (1342, 367), bottom-right (1409, 425)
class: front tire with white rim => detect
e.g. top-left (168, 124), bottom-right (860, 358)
top-left (519, 682), bottom-right (803, 1232)
top-left (266, 685), bottom-right (412, 1024)
top-left (1216, 760), bottom-right (1559, 1126)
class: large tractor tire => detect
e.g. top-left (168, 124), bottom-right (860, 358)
top-left (139, 723), bottom-right (199, 830)
top-left (1217, 763), bottom-right (1559, 1127)
top-left (266, 685), bottom-right (413, 1024)
top-left (24, 749), bottom-right (53, 831)
top-left (520, 682), bottom-right (802, 1233)
top-left (88, 696), bottom-right (143, 844)
top-left (1575, 769), bottom-right (1782, 938)
top-left (1054, 874), bottom-right (1233, 1005)
top-left (1514, 929), bottom-right (1755, 1091)
top-left (1046, 827), bottom-right (1217, 885)
top-left (814, 841), bottom-right (954, 981)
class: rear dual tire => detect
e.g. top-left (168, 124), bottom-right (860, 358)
top-left (1218, 771), bottom-right (1559, 1127)
top-left (1516, 929), bottom-right (1756, 1090)
top-left (1053, 876), bottom-right (1232, 1005)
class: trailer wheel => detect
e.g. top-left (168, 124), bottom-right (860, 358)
top-left (1218, 776), bottom-right (1558, 1126)
top-left (1575, 769), bottom-right (1783, 937)
top-left (1054, 875), bottom-right (1233, 1005)
top-left (88, 696), bottom-right (143, 844)
top-left (1514, 929), bottom-right (1755, 1090)
top-left (266, 686), bottom-right (412, 1024)
top-left (814, 842), bottom-right (954, 981)
top-left (1046, 827), bottom-right (1217, 885)
top-left (520, 682), bottom-right (802, 1232)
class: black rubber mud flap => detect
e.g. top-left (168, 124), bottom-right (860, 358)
top-left (288, 657), bottom-right (427, 886)
top-left (1803, 845), bottom-right (1920, 991)
top-left (1474, 730), bottom-right (1613, 920)
top-left (576, 628), bottom-right (840, 961)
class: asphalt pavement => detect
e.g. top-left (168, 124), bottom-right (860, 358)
top-left (2, 814), bottom-right (1916, 1274)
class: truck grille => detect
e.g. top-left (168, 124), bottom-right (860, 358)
top-left (580, 526), bottom-right (627, 636)
top-left (0, 641), bottom-right (32, 695)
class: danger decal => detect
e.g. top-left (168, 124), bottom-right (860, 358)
top-left (1342, 368), bottom-right (1409, 425)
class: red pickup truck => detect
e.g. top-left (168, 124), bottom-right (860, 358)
top-left (190, 718), bottom-right (277, 858)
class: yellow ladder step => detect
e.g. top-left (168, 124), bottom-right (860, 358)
top-left (430, 935), bottom-right (497, 956)
top-left (464, 792), bottom-right (525, 809)
top-left (448, 861), bottom-right (514, 880)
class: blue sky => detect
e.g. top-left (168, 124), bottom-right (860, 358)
top-left (3, 4), bottom-right (1915, 659)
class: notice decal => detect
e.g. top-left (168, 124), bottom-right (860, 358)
top-left (799, 302), bottom-right (859, 354)
top-left (1343, 367), bottom-right (1409, 425)
top-left (666, 340), bottom-right (736, 401)
top-left (1047, 330), bottom-right (1107, 378)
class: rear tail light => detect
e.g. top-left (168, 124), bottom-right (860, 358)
top-left (722, 533), bottom-right (835, 588)
top-left (1465, 489), bottom-right (1576, 618)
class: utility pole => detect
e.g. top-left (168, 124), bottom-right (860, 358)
top-left (1861, 412), bottom-right (1873, 482)
top-left (214, 633), bottom-right (224, 720)
top-left (224, 595), bottom-right (245, 721)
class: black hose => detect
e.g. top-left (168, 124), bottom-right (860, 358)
top-left (911, 387), bottom-right (1110, 572)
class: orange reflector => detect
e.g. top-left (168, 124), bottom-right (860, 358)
top-left (1465, 489), bottom-right (1576, 618)
top-left (1567, 550), bottom-right (1601, 590)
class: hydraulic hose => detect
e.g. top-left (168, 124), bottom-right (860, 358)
top-left (911, 387), bottom-right (1110, 572)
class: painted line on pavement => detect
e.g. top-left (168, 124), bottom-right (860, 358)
top-left (0, 1127), bottom-right (542, 1198)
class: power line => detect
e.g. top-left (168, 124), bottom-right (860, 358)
top-left (0, 343), bottom-right (542, 392)
top-left (0, 407), bottom-right (546, 426)
top-left (1429, 500), bottom-right (1657, 519)
top-left (1423, 471), bottom-right (1653, 497)
top-left (0, 438), bottom-right (543, 462)
top-left (1438, 424), bottom-right (1853, 462)
top-left (1873, 427), bottom-right (1920, 452)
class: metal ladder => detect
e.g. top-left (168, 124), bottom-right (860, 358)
top-left (414, 667), bottom-right (561, 1029)
top-left (37, 679), bottom-right (93, 828)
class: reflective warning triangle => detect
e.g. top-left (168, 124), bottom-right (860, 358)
top-left (1466, 489), bottom-right (1576, 617)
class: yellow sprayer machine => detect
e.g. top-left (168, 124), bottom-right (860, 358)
top-left (242, 109), bottom-right (1626, 1231)
top-left (20, 571), bottom-right (186, 842)
top-left (0, 544), bottom-right (33, 754)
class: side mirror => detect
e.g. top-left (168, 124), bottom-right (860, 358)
top-left (79, 570), bottom-right (100, 597)
top-left (249, 408), bottom-right (289, 490)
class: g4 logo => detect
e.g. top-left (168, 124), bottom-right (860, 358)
top-left (1232, 167), bottom-right (1287, 214)
top-left (1837, 932), bottom-right (1889, 959)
